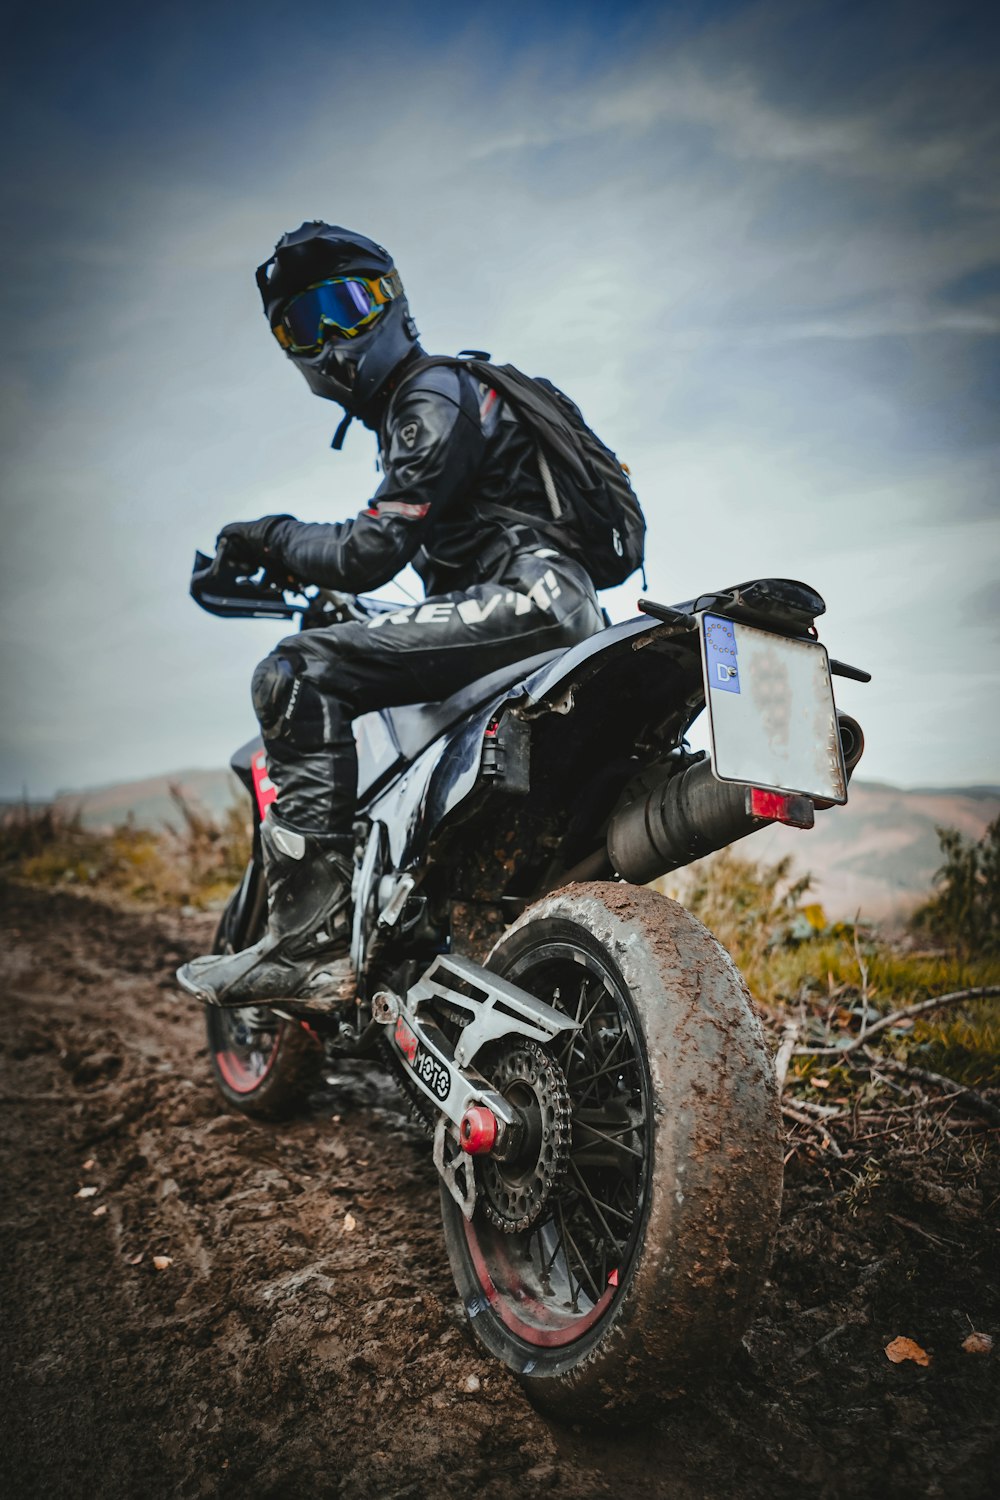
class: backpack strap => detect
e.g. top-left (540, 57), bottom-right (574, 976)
top-left (457, 502), bottom-right (587, 563)
top-left (384, 354), bottom-right (590, 563)
top-left (536, 447), bottom-right (563, 519)
top-left (389, 356), bottom-right (594, 490)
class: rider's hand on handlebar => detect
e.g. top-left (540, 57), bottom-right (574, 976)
top-left (217, 515), bottom-right (293, 568)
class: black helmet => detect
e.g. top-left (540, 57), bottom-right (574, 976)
top-left (256, 222), bottom-right (421, 418)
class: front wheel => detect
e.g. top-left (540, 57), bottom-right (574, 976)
top-left (204, 874), bottom-right (323, 1121)
top-left (440, 882), bottom-right (783, 1422)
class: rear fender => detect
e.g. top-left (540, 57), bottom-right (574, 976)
top-left (517, 613), bottom-right (696, 716)
top-left (363, 614), bottom-right (705, 868)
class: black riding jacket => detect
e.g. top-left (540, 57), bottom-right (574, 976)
top-left (265, 361), bottom-right (559, 596)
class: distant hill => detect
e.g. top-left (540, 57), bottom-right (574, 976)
top-left (49, 768), bottom-right (244, 829)
top-left (741, 780), bottom-right (999, 922)
top-left (9, 768), bottom-right (999, 925)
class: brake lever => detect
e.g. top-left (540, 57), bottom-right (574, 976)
top-left (315, 588), bottom-right (370, 623)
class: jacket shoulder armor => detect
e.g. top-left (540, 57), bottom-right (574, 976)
top-left (383, 362), bottom-right (479, 453)
top-left (391, 363), bottom-right (464, 408)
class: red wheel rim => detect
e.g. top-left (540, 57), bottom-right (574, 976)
top-left (212, 1010), bottom-right (284, 1094)
top-left (461, 940), bottom-right (650, 1350)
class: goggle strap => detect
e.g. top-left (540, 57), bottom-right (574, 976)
top-left (331, 412), bottom-right (354, 450)
top-left (378, 269), bottom-right (403, 303)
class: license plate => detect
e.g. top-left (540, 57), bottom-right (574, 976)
top-left (700, 614), bottom-right (847, 804)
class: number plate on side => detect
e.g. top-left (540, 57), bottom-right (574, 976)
top-left (700, 614), bottom-right (847, 804)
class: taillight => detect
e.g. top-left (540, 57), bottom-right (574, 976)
top-left (749, 787), bottom-right (815, 829)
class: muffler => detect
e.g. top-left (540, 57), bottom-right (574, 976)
top-left (606, 712), bottom-right (864, 885)
top-left (836, 713), bottom-right (865, 775)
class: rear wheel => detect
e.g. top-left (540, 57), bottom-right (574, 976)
top-left (204, 880), bottom-right (323, 1121)
top-left (440, 882), bottom-right (782, 1421)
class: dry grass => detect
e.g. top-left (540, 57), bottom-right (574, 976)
top-left (5, 796), bottom-right (998, 1097)
top-left (673, 846), bottom-right (1000, 1179)
top-left (0, 787), bottom-right (251, 909)
top-left (662, 846), bottom-right (1000, 1099)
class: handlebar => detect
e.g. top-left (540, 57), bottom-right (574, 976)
top-left (189, 544), bottom-right (396, 629)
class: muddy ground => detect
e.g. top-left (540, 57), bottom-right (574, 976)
top-left (1, 880), bottom-right (997, 1499)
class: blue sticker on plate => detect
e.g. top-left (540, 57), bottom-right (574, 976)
top-left (704, 614), bottom-right (740, 694)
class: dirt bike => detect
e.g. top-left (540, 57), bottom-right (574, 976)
top-left (188, 548), bottom-right (868, 1420)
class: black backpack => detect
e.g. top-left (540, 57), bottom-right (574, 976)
top-left (392, 354), bottom-right (646, 590)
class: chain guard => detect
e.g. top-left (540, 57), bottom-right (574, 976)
top-left (379, 1034), bottom-right (437, 1135)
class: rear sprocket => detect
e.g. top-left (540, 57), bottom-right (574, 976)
top-left (479, 1038), bottom-right (571, 1233)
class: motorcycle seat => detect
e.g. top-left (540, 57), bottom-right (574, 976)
top-left (354, 647), bottom-right (567, 802)
top-left (385, 648), bottom-right (565, 763)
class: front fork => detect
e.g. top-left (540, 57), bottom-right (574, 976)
top-left (374, 953), bottom-right (579, 1219)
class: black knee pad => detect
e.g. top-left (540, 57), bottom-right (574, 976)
top-left (251, 650), bottom-right (328, 750)
top-left (251, 652), bottom-right (294, 735)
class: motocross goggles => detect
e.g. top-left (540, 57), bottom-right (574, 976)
top-left (272, 270), bottom-right (404, 354)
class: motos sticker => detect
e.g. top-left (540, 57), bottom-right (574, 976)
top-left (412, 1045), bottom-right (451, 1103)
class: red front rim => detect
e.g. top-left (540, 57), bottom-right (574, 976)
top-left (213, 1011), bottom-right (284, 1094)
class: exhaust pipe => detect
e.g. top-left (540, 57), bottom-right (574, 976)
top-left (836, 713), bottom-right (865, 775)
top-left (606, 712), bottom-right (865, 885)
top-left (607, 758), bottom-right (777, 884)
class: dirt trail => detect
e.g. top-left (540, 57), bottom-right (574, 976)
top-left (1, 881), bottom-right (997, 1499)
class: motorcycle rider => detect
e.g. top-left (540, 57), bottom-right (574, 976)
top-left (178, 222), bottom-right (606, 1008)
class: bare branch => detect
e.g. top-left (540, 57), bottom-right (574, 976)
top-left (793, 986), bottom-right (1000, 1059)
top-left (781, 1105), bottom-right (845, 1157)
top-left (864, 1051), bottom-right (1000, 1126)
top-left (853, 914), bottom-right (871, 1034)
top-left (774, 1018), bottom-right (801, 1092)
top-left (886, 1212), bottom-right (963, 1249)
top-left (789, 1098), bottom-right (844, 1121)
top-left (855, 986), bottom-right (1000, 1047)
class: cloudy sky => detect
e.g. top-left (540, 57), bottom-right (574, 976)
top-left (1, 0), bottom-right (997, 798)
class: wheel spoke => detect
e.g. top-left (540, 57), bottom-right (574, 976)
top-left (555, 1196), bottom-right (581, 1308)
top-left (567, 1161), bottom-right (628, 1246)
top-left (567, 1163), bottom-right (633, 1227)
top-left (558, 1198), bottom-right (603, 1305)
top-left (569, 1030), bottom-right (630, 1092)
top-left (540, 1216), bottom-right (563, 1281)
top-left (577, 982), bottom-right (610, 1038)
top-left (559, 974), bottom-right (594, 1071)
top-left (572, 1120), bottom-right (644, 1159)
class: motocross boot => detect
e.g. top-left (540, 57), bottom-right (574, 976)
top-left (176, 812), bottom-right (355, 1008)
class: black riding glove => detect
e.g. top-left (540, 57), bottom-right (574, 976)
top-left (217, 514), bottom-right (294, 566)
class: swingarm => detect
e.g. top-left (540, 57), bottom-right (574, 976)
top-left (374, 953), bottom-right (579, 1218)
